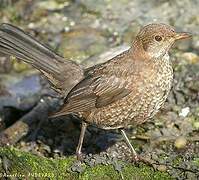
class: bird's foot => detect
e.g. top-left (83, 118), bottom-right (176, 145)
top-left (132, 155), bottom-right (155, 166)
top-left (76, 152), bottom-right (84, 162)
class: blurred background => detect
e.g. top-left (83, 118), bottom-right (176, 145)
top-left (0, 0), bottom-right (198, 178)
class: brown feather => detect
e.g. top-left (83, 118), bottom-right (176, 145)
top-left (0, 23), bottom-right (84, 96)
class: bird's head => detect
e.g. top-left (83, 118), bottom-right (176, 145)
top-left (133, 23), bottom-right (191, 59)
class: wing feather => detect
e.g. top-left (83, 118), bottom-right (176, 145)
top-left (52, 74), bottom-right (131, 117)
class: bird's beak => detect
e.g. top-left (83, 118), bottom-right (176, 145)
top-left (174, 32), bottom-right (192, 40)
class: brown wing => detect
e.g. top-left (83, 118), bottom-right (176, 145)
top-left (52, 74), bottom-right (131, 117)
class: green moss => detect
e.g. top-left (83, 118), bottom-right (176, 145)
top-left (122, 164), bottom-right (173, 180)
top-left (193, 158), bottom-right (199, 167)
top-left (80, 163), bottom-right (173, 180)
top-left (0, 6), bottom-right (21, 23)
top-left (12, 58), bottom-right (32, 72)
top-left (80, 164), bottom-right (118, 180)
top-left (0, 147), bottom-right (172, 180)
top-left (172, 156), bottom-right (183, 166)
top-left (0, 147), bottom-right (75, 179)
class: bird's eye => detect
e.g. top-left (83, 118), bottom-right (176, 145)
top-left (155, 35), bottom-right (162, 42)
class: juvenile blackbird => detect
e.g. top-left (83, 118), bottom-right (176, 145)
top-left (0, 23), bottom-right (191, 161)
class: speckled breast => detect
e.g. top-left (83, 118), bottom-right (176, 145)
top-left (86, 56), bottom-right (173, 130)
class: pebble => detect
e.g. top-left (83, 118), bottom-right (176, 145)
top-left (179, 107), bottom-right (190, 117)
top-left (174, 136), bottom-right (187, 149)
top-left (157, 165), bottom-right (167, 172)
top-left (182, 52), bottom-right (199, 64)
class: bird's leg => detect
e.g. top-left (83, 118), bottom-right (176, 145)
top-left (120, 129), bottom-right (154, 165)
top-left (120, 129), bottom-right (139, 161)
top-left (76, 122), bottom-right (87, 161)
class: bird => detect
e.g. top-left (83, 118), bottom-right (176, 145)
top-left (0, 23), bottom-right (191, 161)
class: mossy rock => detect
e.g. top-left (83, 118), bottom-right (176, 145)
top-left (0, 147), bottom-right (173, 179)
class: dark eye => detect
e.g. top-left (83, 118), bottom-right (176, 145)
top-left (155, 35), bottom-right (162, 42)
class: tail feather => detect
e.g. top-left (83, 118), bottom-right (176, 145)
top-left (0, 23), bottom-right (61, 74)
top-left (0, 23), bottom-right (84, 96)
top-left (0, 36), bottom-right (40, 65)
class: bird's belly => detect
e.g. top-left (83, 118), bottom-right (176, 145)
top-left (86, 72), bottom-right (173, 130)
top-left (130, 85), bottom-right (170, 125)
top-left (87, 92), bottom-right (167, 129)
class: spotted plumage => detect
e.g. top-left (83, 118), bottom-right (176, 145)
top-left (53, 24), bottom-right (177, 130)
top-left (0, 23), bottom-right (191, 161)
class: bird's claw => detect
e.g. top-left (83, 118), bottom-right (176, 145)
top-left (132, 155), bottom-right (155, 166)
top-left (76, 152), bottom-right (84, 162)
